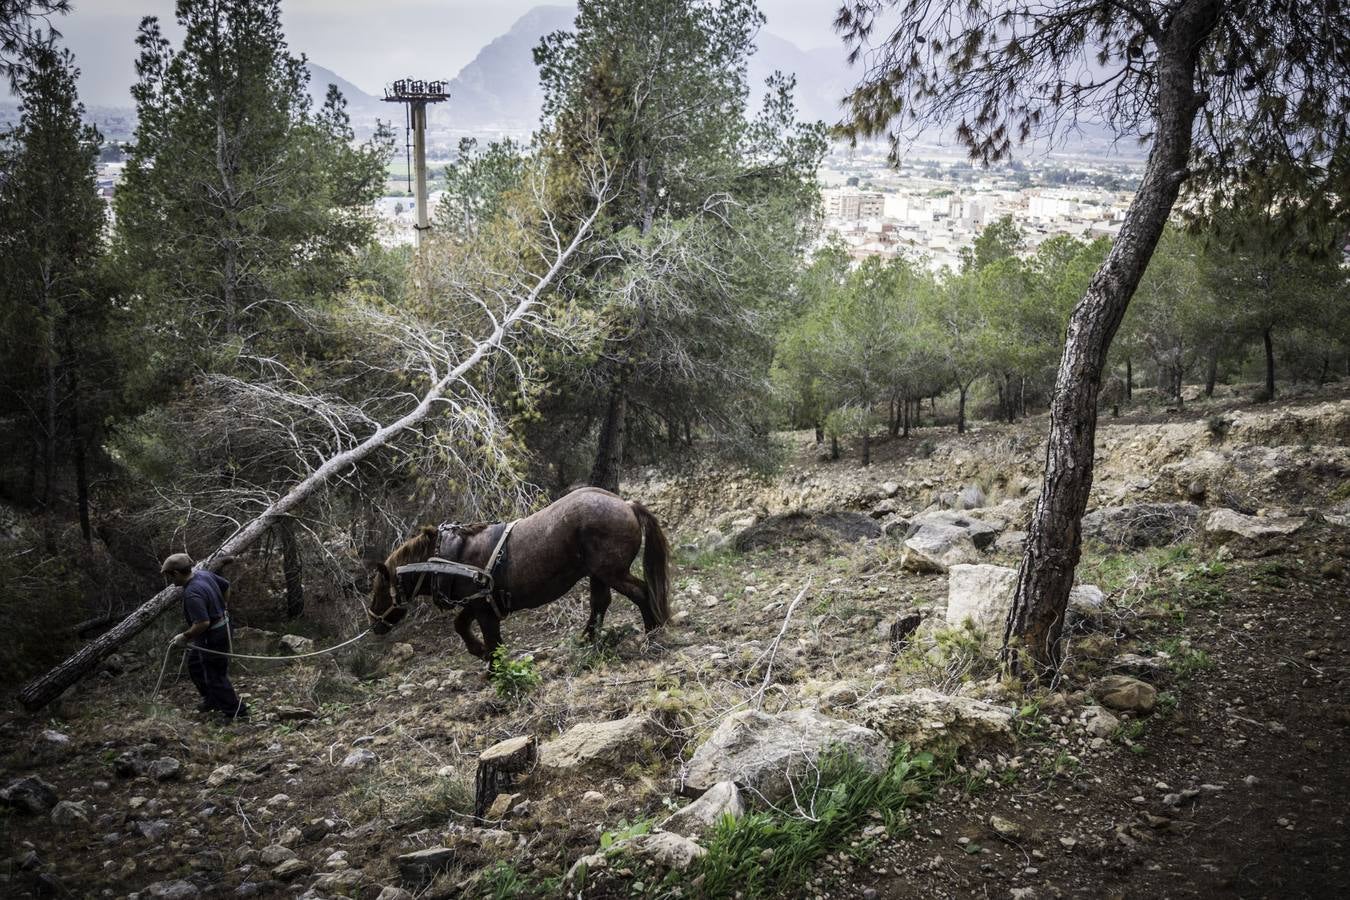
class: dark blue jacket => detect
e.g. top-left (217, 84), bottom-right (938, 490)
top-left (182, 571), bottom-right (230, 626)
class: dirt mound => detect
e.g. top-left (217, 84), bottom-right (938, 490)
top-left (732, 510), bottom-right (881, 551)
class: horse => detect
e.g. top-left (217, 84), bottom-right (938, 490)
top-left (367, 487), bottom-right (671, 664)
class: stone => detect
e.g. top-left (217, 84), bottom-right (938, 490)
top-left (0, 776), bottom-right (58, 814)
top-left (880, 481), bottom-right (901, 498)
top-left (1092, 675), bottom-right (1157, 714)
top-left (1203, 509), bottom-right (1306, 543)
top-left (681, 708), bottom-right (890, 801)
top-left (50, 800), bottom-right (88, 826)
top-left (581, 790), bottom-right (606, 805)
top-left (148, 758), bottom-right (182, 782)
top-left (1109, 653), bottom-right (1169, 681)
top-left (994, 531), bottom-right (1027, 554)
top-left (38, 729), bottom-right (70, 748)
top-left (908, 511), bottom-right (1001, 549)
top-left (956, 484), bottom-right (987, 510)
top-left (395, 848), bottom-right (457, 887)
top-left (230, 626), bottom-right (281, 656)
top-left (314, 869), bottom-right (369, 893)
top-left (279, 634), bottom-right (315, 655)
top-left (990, 815), bottom-right (1024, 840)
top-left (341, 749), bottom-right (378, 769)
top-left (259, 845), bottom-right (296, 866)
top-left (660, 782), bottom-right (745, 838)
top-left (113, 747), bottom-right (151, 778)
top-left (859, 689), bottom-right (1014, 756)
top-left (1082, 503), bottom-right (1200, 549)
top-left (485, 793), bottom-right (520, 820)
top-left (901, 524), bottom-right (981, 573)
top-left (946, 564), bottom-right (1103, 644)
top-left (146, 880), bottom-right (200, 899)
top-left (733, 511), bottom-right (881, 552)
top-left (616, 832), bottom-right (707, 870)
top-left (377, 888), bottom-right (415, 900)
top-left (274, 705), bottom-right (316, 722)
top-left (136, 819), bottom-right (171, 841)
top-left (206, 764), bottom-right (236, 788)
top-left (1080, 706), bottom-right (1120, 739)
top-left (271, 857), bottom-right (311, 881)
top-left (538, 714), bottom-right (662, 775)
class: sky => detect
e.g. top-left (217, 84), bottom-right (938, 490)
top-left (42, 0), bottom-right (846, 108)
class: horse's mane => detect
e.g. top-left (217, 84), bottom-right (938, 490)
top-left (383, 525), bottom-right (438, 570)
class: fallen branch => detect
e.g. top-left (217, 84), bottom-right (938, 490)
top-left (19, 171), bottom-right (611, 712)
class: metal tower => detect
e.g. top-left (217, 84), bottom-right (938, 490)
top-left (382, 79), bottom-right (450, 248)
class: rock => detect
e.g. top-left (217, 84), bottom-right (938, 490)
top-left (376, 888), bottom-right (415, 900)
top-left (113, 747), bottom-right (152, 778)
top-left (313, 869), bottom-right (369, 893)
top-left (681, 708), bottom-right (890, 801)
top-left (957, 484), bottom-right (987, 510)
top-left (1202, 509), bottom-right (1306, 543)
top-left (1080, 706), bottom-right (1120, 739)
top-left (279, 634), bottom-right (315, 655)
top-left (859, 689), bottom-right (1014, 756)
top-left (990, 815), bottom-right (1024, 841)
top-left (301, 817), bottom-right (335, 842)
top-left (274, 705), bottom-right (316, 722)
top-left (538, 714), bottom-right (663, 775)
top-left (146, 880), bottom-right (200, 899)
top-left (230, 626), bottom-right (281, 656)
top-left (271, 857), bottom-right (311, 881)
top-left (660, 782), bottom-right (745, 837)
top-left (206, 764), bottom-right (236, 788)
top-left (479, 735), bottom-right (537, 772)
top-left (880, 481), bottom-right (901, 498)
top-left (0, 776), bottom-right (59, 814)
top-left (946, 564), bottom-right (1103, 644)
top-left (617, 832), bottom-right (707, 870)
top-left (38, 729), bottom-right (70, 749)
top-left (341, 749), bottom-right (378, 769)
top-left (485, 793), bottom-right (520, 820)
top-left (395, 848), bottom-right (457, 887)
top-left (901, 524), bottom-right (981, 573)
top-left (259, 845), bottom-right (296, 866)
top-left (1082, 503), bottom-right (1200, 549)
top-left (50, 800), bottom-right (88, 826)
top-left (1092, 675), bottom-right (1157, 714)
top-left (908, 511), bottom-right (1001, 548)
top-left (1109, 653), bottom-right (1169, 682)
top-left (136, 819), bottom-right (171, 841)
top-left (994, 531), bottom-right (1027, 554)
top-left (581, 790), bottom-right (606, 805)
top-left (148, 758), bottom-right (182, 782)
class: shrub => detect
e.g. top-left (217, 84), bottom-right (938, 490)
top-left (491, 645), bottom-right (540, 701)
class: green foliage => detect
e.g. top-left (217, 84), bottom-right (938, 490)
top-left (599, 817), bottom-right (653, 851)
top-left (491, 645), bottom-right (541, 701)
top-left (691, 747), bottom-right (939, 898)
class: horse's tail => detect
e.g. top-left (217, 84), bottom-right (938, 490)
top-left (631, 501), bottom-right (670, 626)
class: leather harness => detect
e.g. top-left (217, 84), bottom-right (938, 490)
top-left (385, 521), bottom-right (517, 622)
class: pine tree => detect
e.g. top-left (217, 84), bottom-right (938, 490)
top-left (0, 36), bottom-right (106, 542)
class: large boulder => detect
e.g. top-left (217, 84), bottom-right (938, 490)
top-left (538, 714), bottom-right (663, 776)
top-left (901, 525), bottom-right (980, 573)
top-left (1202, 508), bottom-right (1306, 543)
top-left (907, 511), bottom-right (1001, 549)
top-left (858, 689), bottom-right (1014, 756)
top-left (659, 782), bottom-right (745, 838)
top-left (1092, 675), bottom-right (1157, 714)
top-left (1, 776), bottom-right (59, 814)
top-left (681, 708), bottom-right (889, 801)
top-left (946, 564), bottom-right (1104, 643)
top-left (1081, 503), bottom-right (1201, 549)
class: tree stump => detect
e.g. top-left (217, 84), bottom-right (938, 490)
top-left (473, 735), bottom-right (536, 820)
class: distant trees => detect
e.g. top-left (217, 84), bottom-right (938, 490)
top-left (0, 37), bottom-right (110, 544)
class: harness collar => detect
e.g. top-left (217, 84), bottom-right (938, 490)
top-left (369, 520), bottom-right (517, 626)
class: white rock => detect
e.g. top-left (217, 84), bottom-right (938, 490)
top-left (205, 764), bottom-right (236, 788)
top-left (616, 831), bottom-right (707, 870)
top-left (341, 749), bottom-right (378, 769)
top-left (659, 782), bottom-right (745, 838)
top-left (1203, 508), bottom-right (1306, 542)
top-left (859, 689), bottom-right (1014, 755)
top-left (50, 800), bottom-right (88, 826)
top-left (946, 564), bottom-right (1103, 644)
top-left (539, 714), bottom-right (661, 775)
top-left (279, 634), bottom-right (315, 655)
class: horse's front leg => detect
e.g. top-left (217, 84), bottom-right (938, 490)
top-left (475, 606), bottom-right (504, 669)
top-left (454, 607), bottom-right (486, 660)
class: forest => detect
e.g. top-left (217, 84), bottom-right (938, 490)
top-left (1, 1), bottom-right (1348, 898)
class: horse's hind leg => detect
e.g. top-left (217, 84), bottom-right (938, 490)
top-left (606, 573), bottom-right (659, 632)
top-left (584, 577), bottom-right (612, 642)
top-left (454, 608), bottom-right (486, 659)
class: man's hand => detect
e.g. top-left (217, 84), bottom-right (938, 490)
top-left (169, 633), bottom-right (187, 648)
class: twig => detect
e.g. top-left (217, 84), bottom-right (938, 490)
top-left (751, 582), bottom-right (811, 709)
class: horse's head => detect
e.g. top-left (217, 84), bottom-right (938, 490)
top-left (366, 526), bottom-right (438, 634)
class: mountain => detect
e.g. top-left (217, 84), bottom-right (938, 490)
top-left (306, 63), bottom-right (386, 124)
top-left (747, 33), bottom-right (855, 127)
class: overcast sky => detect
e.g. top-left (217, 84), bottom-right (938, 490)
top-left (43, 0), bottom-right (845, 108)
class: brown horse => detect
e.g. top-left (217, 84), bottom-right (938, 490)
top-left (368, 487), bottom-right (670, 663)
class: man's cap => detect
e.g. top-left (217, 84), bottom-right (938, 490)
top-left (160, 552), bottom-right (194, 574)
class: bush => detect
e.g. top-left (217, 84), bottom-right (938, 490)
top-left (490, 645), bottom-right (540, 701)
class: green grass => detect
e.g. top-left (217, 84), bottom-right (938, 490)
top-left (491, 645), bottom-right (541, 701)
top-left (679, 746), bottom-right (941, 898)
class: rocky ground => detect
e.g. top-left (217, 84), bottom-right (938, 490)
top-left (2, 383), bottom-right (1347, 899)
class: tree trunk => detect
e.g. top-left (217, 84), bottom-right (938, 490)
top-left (957, 383), bottom-right (968, 435)
top-left (830, 434), bottom-right (839, 460)
top-left (1204, 347), bottom-right (1218, 397)
top-left (1019, 376), bottom-right (1027, 418)
top-left (1263, 327), bottom-right (1276, 400)
top-left (17, 195), bottom-right (607, 712)
top-left (1125, 357), bottom-right (1133, 400)
top-left (814, 423), bottom-right (824, 444)
top-left (41, 307), bottom-right (58, 554)
top-left (1003, 0), bottom-right (1219, 680)
top-left (901, 393), bottom-right (910, 438)
top-left (277, 516), bottom-right (305, 619)
top-left (861, 404), bottom-right (872, 466)
top-left (66, 330), bottom-right (91, 544)
top-left (588, 376), bottom-right (627, 493)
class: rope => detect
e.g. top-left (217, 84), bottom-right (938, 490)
top-left (150, 629), bottom-right (373, 701)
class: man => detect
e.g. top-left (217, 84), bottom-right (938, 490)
top-left (161, 553), bottom-right (249, 720)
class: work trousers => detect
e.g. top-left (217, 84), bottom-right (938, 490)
top-left (187, 627), bottom-right (247, 717)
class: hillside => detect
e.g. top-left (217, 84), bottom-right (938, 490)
top-left (2, 383), bottom-right (1347, 898)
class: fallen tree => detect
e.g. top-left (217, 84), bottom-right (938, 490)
top-left (19, 169), bottom-right (611, 712)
